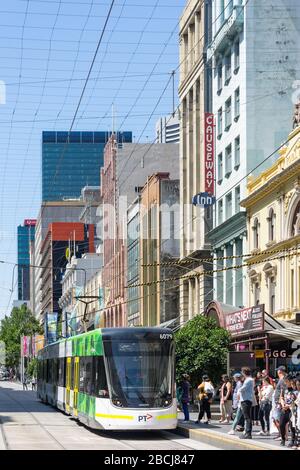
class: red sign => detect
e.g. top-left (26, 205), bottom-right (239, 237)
top-left (225, 305), bottom-right (265, 337)
top-left (24, 219), bottom-right (37, 227)
top-left (204, 113), bottom-right (215, 195)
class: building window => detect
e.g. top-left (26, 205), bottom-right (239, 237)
top-left (225, 193), bottom-right (232, 219)
top-left (291, 270), bottom-right (295, 308)
top-left (234, 88), bottom-right (240, 120)
top-left (225, 144), bottom-right (232, 177)
top-left (234, 136), bottom-right (240, 169)
top-left (218, 153), bottom-right (223, 184)
top-left (234, 40), bottom-right (240, 71)
top-left (270, 277), bottom-right (276, 314)
top-left (218, 108), bottom-right (223, 138)
top-left (268, 208), bottom-right (275, 242)
top-left (225, 97), bottom-right (232, 130)
top-left (235, 186), bottom-right (240, 212)
top-left (225, 51), bottom-right (231, 84)
top-left (218, 199), bottom-right (224, 225)
top-left (254, 282), bottom-right (260, 306)
top-left (253, 218), bottom-right (259, 249)
top-left (217, 61), bottom-right (223, 93)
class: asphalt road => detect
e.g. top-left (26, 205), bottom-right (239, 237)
top-left (0, 381), bottom-right (219, 451)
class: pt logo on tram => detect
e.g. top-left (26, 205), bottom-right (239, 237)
top-left (138, 414), bottom-right (153, 422)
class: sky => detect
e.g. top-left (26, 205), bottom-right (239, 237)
top-left (0, 0), bottom-right (186, 317)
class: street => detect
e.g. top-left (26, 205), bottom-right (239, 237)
top-left (0, 381), bottom-right (218, 451)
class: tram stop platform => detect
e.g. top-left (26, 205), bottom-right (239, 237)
top-left (174, 412), bottom-right (292, 451)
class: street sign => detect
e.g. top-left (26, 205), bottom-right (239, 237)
top-left (192, 192), bottom-right (216, 207)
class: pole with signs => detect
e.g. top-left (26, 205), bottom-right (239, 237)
top-left (204, 113), bottom-right (215, 196)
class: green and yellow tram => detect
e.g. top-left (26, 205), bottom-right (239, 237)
top-left (37, 328), bottom-right (177, 430)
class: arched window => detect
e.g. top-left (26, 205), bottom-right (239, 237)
top-left (268, 208), bottom-right (275, 242)
top-left (291, 200), bottom-right (300, 237)
top-left (253, 218), bottom-right (259, 249)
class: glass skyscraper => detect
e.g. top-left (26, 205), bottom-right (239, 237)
top-left (17, 220), bottom-right (36, 301)
top-left (42, 131), bottom-right (132, 201)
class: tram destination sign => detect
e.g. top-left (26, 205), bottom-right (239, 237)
top-left (225, 304), bottom-right (265, 337)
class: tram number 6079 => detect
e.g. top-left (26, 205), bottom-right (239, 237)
top-left (160, 334), bottom-right (173, 340)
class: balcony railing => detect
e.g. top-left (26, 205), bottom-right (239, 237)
top-left (207, 5), bottom-right (244, 62)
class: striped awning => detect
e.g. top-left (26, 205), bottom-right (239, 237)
top-left (265, 312), bottom-right (300, 341)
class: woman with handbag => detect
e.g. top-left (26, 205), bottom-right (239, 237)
top-left (195, 375), bottom-right (215, 425)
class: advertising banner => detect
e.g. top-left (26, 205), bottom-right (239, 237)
top-left (45, 312), bottom-right (58, 344)
top-left (204, 113), bottom-right (215, 195)
top-left (22, 336), bottom-right (31, 357)
top-left (225, 304), bottom-right (265, 337)
top-left (32, 335), bottom-right (44, 355)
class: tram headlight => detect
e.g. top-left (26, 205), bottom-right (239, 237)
top-left (112, 398), bottom-right (123, 407)
top-left (163, 398), bottom-right (172, 407)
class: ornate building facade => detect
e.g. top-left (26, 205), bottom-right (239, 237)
top-left (241, 125), bottom-right (300, 322)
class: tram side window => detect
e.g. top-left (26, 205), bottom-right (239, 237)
top-left (46, 359), bottom-right (51, 383)
top-left (94, 357), bottom-right (109, 398)
top-left (79, 357), bottom-right (86, 393)
top-left (53, 358), bottom-right (59, 386)
top-left (58, 358), bottom-right (65, 387)
top-left (71, 358), bottom-right (75, 389)
top-left (43, 360), bottom-right (47, 382)
top-left (85, 357), bottom-right (94, 395)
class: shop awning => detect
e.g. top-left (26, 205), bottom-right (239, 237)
top-left (265, 312), bottom-right (300, 341)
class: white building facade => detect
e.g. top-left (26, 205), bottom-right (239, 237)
top-left (207, 0), bottom-right (300, 310)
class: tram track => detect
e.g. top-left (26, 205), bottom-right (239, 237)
top-left (0, 385), bottom-right (65, 450)
top-left (0, 382), bottom-right (211, 450)
top-left (0, 417), bottom-right (9, 450)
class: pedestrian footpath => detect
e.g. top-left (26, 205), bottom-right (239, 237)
top-left (174, 412), bottom-right (290, 451)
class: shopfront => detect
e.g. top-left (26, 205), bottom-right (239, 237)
top-left (206, 301), bottom-right (300, 377)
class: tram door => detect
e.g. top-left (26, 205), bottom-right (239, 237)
top-left (73, 357), bottom-right (80, 417)
top-left (66, 357), bottom-right (71, 413)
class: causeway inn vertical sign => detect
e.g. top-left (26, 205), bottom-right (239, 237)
top-left (204, 113), bottom-right (215, 195)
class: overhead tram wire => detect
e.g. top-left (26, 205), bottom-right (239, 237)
top-left (11, 0), bottom-right (65, 238)
top-left (5, 0), bottom-right (116, 308)
top-left (92, 0), bottom-right (170, 132)
top-left (0, 0), bottom-right (30, 242)
top-left (53, 0), bottom-right (98, 125)
top-left (92, 0), bottom-right (196, 135)
top-left (116, 0), bottom-right (251, 190)
top-left (77, 0), bottom-right (127, 123)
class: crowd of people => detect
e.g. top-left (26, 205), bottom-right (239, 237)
top-left (177, 366), bottom-right (300, 449)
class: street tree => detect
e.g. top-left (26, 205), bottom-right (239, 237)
top-left (0, 304), bottom-right (43, 370)
top-left (175, 314), bottom-right (230, 387)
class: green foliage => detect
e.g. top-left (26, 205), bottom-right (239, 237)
top-left (175, 314), bottom-right (230, 387)
top-left (0, 305), bottom-right (43, 369)
top-left (26, 357), bottom-right (38, 378)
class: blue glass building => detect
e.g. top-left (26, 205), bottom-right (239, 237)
top-left (42, 131), bottom-right (132, 201)
top-left (17, 222), bottom-right (36, 301)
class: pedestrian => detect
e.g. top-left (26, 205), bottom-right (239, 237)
top-left (261, 369), bottom-right (275, 387)
top-left (195, 375), bottom-right (215, 425)
top-left (31, 375), bottom-right (37, 391)
top-left (272, 366), bottom-right (287, 440)
top-left (228, 373), bottom-right (245, 436)
top-left (295, 378), bottom-right (300, 450)
top-left (257, 377), bottom-right (274, 436)
top-left (238, 367), bottom-right (255, 440)
top-left (179, 374), bottom-right (191, 422)
top-left (219, 375), bottom-right (233, 424)
top-left (279, 375), bottom-right (297, 447)
top-left (251, 371), bottom-right (262, 426)
top-left (22, 373), bottom-right (28, 391)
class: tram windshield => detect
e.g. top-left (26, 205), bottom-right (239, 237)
top-left (104, 338), bottom-right (174, 409)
